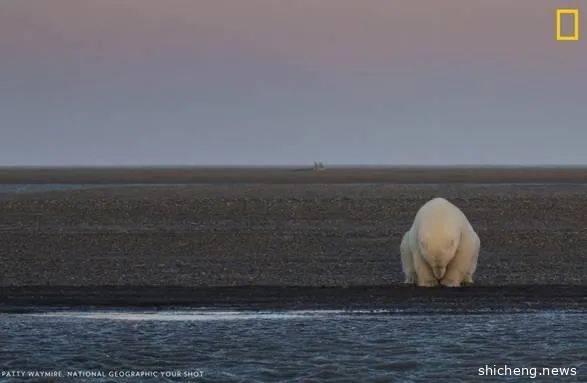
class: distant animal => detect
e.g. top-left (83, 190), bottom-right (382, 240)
top-left (400, 197), bottom-right (480, 287)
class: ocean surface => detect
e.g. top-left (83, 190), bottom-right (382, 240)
top-left (0, 310), bottom-right (584, 382)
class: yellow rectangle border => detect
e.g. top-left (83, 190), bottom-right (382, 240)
top-left (556, 9), bottom-right (579, 41)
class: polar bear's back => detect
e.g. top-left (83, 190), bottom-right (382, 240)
top-left (413, 198), bottom-right (465, 246)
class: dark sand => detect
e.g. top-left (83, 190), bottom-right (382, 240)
top-left (0, 167), bottom-right (585, 310)
top-left (1, 286), bottom-right (584, 314)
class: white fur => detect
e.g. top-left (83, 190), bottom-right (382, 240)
top-left (400, 198), bottom-right (480, 287)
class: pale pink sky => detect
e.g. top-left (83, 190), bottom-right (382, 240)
top-left (1, 1), bottom-right (585, 165)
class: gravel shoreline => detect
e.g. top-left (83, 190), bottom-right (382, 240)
top-left (0, 168), bottom-right (585, 309)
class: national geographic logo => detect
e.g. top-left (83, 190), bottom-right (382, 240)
top-left (556, 8), bottom-right (580, 41)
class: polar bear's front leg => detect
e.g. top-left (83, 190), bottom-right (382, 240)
top-left (441, 256), bottom-right (466, 287)
top-left (412, 250), bottom-right (438, 287)
top-left (441, 228), bottom-right (480, 287)
top-left (400, 232), bottom-right (417, 284)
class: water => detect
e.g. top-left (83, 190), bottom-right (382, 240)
top-left (0, 310), bottom-right (584, 382)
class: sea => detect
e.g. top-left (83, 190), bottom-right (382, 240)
top-left (0, 309), bottom-right (584, 382)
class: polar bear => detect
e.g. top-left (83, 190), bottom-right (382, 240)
top-left (400, 197), bottom-right (480, 287)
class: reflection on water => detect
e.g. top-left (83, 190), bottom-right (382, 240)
top-left (31, 309), bottom-right (400, 321)
top-left (0, 310), bottom-right (584, 382)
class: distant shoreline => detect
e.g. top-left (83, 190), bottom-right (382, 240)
top-left (0, 166), bottom-right (586, 184)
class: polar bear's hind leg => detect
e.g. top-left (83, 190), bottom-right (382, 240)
top-left (400, 232), bottom-right (417, 284)
top-left (463, 274), bottom-right (474, 285)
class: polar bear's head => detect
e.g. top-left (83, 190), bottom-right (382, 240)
top-left (418, 233), bottom-right (459, 280)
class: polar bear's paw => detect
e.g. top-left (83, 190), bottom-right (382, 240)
top-left (440, 278), bottom-right (462, 288)
top-left (404, 274), bottom-right (417, 284)
top-left (417, 279), bottom-right (439, 288)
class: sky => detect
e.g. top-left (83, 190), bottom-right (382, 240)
top-left (0, 0), bottom-right (585, 166)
